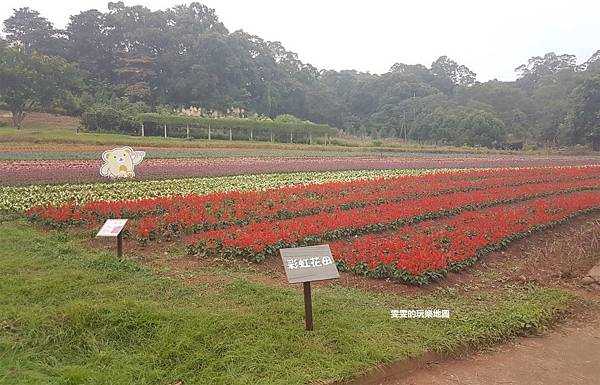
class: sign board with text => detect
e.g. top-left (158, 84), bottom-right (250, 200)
top-left (96, 219), bottom-right (128, 237)
top-left (280, 244), bottom-right (339, 284)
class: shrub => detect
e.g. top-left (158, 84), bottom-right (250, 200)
top-left (274, 114), bottom-right (302, 123)
top-left (81, 99), bottom-right (149, 134)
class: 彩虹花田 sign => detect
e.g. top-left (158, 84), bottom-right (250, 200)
top-left (96, 219), bottom-right (128, 237)
top-left (280, 244), bottom-right (339, 284)
top-left (280, 244), bottom-right (339, 331)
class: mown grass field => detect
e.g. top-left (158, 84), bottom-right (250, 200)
top-left (0, 113), bottom-right (551, 160)
top-left (0, 219), bottom-right (574, 385)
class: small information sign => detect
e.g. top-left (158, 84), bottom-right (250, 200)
top-left (280, 244), bottom-right (339, 331)
top-left (96, 219), bottom-right (128, 237)
top-left (280, 244), bottom-right (339, 284)
top-left (96, 219), bottom-right (128, 257)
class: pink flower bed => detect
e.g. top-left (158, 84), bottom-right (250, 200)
top-left (1, 155), bottom-right (598, 185)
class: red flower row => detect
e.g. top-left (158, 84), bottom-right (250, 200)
top-left (27, 166), bottom-right (600, 243)
top-left (188, 177), bottom-right (599, 258)
top-left (329, 190), bottom-right (600, 283)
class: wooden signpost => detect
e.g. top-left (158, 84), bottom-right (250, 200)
top-left (280, 244), bottom-right (339, 331)
top-left (96, 219), bottom-right (128, 257)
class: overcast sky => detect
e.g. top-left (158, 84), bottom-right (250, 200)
top-left (1, 0), bottom-right (598, 81)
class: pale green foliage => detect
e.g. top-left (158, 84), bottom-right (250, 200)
top-left (0, 169), bottom-right (434, 212)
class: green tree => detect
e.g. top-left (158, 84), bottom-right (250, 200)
top-left (567, 74), bottom-right (600, 150)
top-left (65, 10), bottom-right (113, 80)
top-left (2, 5), bottom-right (598, 149)
top-left (453, 80), bottom-right (534, 140)
top-left (582, 50), bottom-right (600, 73)
top-left (3, 7), bottom-right (66, 56)
top-left (430, 55), bottom-right (476, 94)
top-left (0, 47), bottom-right (84, 127)
top-left (515, 52), bottom-right (577, 92)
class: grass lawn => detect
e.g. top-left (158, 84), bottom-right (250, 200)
top-left (0, 220), bottom-right (573, 385)
top-left (0, 123), bottom-right (308, 149)
top-left (0, 120), bottom-right (523, 159)
top-left (0, 124), bottom-right (412, 159)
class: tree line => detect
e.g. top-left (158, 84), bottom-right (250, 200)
top-left (0, 2), bottom-right (599, 149)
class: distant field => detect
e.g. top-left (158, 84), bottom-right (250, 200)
top-left (0, 127), bottom-right (514, 159)
top-left (1, 112), bottom-right (578, 160)
top-left (0, 144), bottom-right (396, 160)
top-left (1, 113), bottom-right (598, 186)
top-left (2, 156), bottom-right (599, 186)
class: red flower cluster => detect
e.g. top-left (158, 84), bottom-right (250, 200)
top-left (329, 190), bottom-right (600, 283)
top-left (27, 167), bottom-right (600, 243)
top-left (189, 177), bottom-right (598, 257)
top-left (26, 166), bottom-right (600, 283)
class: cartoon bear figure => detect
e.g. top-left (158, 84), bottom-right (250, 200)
top-left (100, 146), bottom-right (146, 178)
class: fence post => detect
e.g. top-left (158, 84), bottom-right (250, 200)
top-left (186, 124), bottom-right (190, 139)
top-left (290, 131), bottom-right (293, 143)
top-left (164, 124), bottom-right (167, 138)
top-left (250, 128), bottom-right (253, 141)
top-left (229, 127), bottom-right (232, 141)
top-left (141, 123), bottom-right (145, 137)
top-left (208, 124), bottom-right (211, 140)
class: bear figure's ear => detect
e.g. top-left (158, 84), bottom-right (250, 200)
top-left (102, 150), bottom-right (112, 162)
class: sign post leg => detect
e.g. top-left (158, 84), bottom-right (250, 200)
top-left (303, 281), bottom-right (313, 331)
top-left (117, 232), bottom-right (123, 258)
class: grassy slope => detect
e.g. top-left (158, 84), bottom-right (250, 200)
top-left (0, 121), bottom-right (529, 159)
top-left (0, 220), bottom-right (573, 385)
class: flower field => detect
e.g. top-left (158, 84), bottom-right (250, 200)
top-left (330, 191), bottom-right (600, 284)
top-left (1, 154), bottom-right (598, 185)
top-left (1, 169), bottom-right (426, 212)
top-left (26, 166), bottom-right (600, 284)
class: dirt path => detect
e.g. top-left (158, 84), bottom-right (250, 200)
top-left (347, 321), bottom-right (600, 385)
top-left (340, 215), bottom-right (600, 385)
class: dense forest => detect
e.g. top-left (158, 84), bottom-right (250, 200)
top-left (1, 2), bottom-right (599, 149)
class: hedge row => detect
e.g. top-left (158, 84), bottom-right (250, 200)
top-left (137, 113), bottom-right (338, 138)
